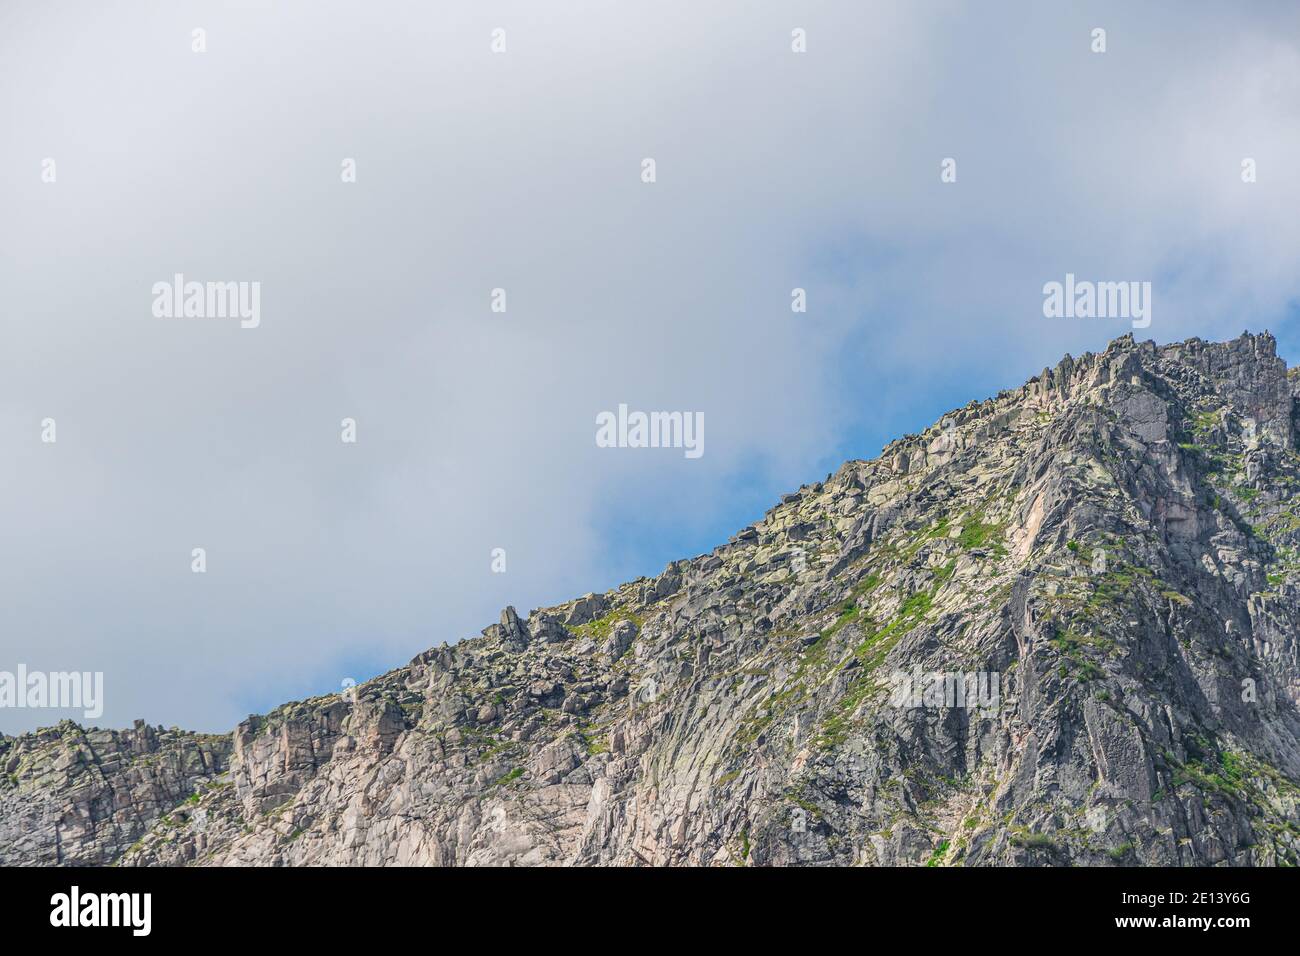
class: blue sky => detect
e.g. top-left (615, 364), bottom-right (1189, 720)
top-left (3, 1), bottom-right (1300, 733)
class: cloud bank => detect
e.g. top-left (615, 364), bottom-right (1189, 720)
top-left (2, 0), bottom-right (1299, 732)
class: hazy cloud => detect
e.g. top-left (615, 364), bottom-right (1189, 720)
top-left (2, 0), bottom-right (1298, 732)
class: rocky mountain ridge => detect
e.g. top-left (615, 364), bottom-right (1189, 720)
top-left (4, 331), bottom-right (1299, 866)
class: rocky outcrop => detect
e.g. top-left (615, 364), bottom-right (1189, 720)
top-left (0, 720), bottom-right (230, 865)
top-left (4, 332), bottom-right (1299, 866)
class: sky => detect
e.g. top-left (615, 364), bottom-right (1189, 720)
top-left (2, 1), bottom-right (1300, 734)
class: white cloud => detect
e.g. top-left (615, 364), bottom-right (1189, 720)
top-left (1, 1), bottom-right (1298, 732)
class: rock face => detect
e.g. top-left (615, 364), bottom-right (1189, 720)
top-left (4, 331), bottom-right (1300, 866)
top-left (0, 720), bottom-right (230, 865)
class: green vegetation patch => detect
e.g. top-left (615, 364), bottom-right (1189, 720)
top-left (958, 518), bottom-right (1005, 553)
top-left (572, 608), bottom-right (644, 641)
top-left (493, 766), bottom-right (525, 787)
top-left (926, 840), bottom-right (950, 867)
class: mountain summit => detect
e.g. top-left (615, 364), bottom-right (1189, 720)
top-left (4, 332), bottom-right (1299, 866)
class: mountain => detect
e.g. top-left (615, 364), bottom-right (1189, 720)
top-left (4, 331), bottom-right (1300, 867)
